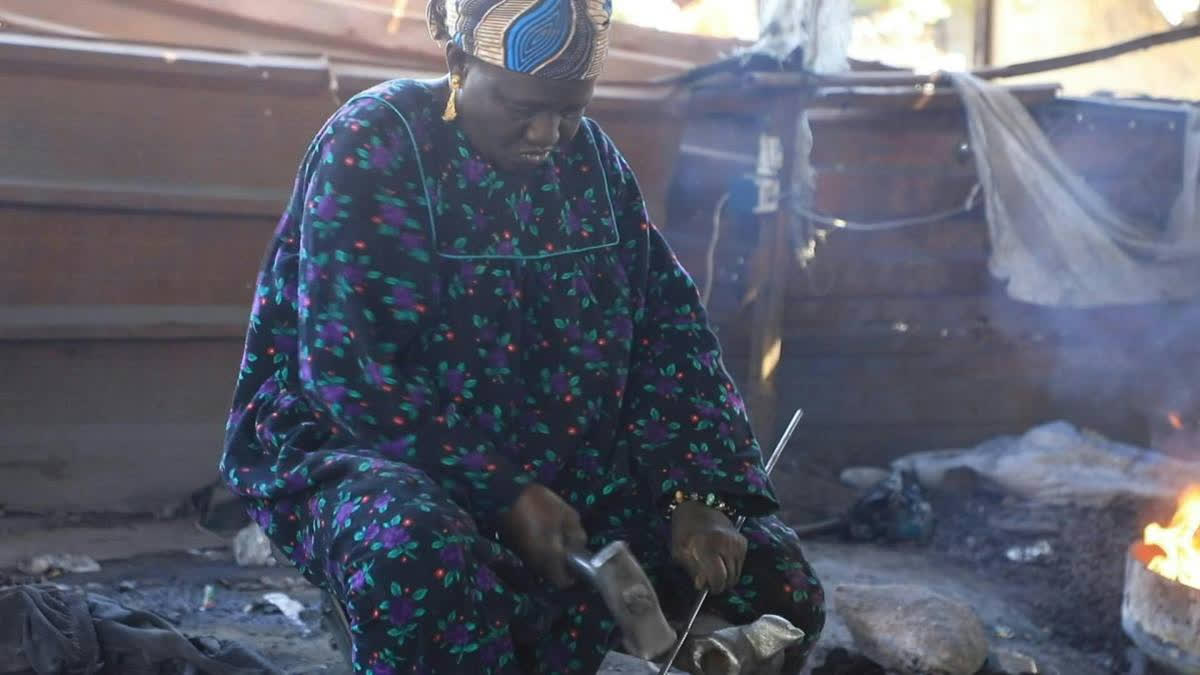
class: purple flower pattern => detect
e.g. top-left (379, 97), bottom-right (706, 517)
top-left (218, 80), bottom-right (821, 674)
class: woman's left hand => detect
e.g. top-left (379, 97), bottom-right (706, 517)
top-left (669, 500), bottom-right (747, 595)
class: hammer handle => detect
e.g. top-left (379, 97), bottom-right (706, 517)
top-left (656, 408), bottom-right (804, 675)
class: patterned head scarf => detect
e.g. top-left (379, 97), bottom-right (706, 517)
top-left (427, 0), bottom-right (613, 80)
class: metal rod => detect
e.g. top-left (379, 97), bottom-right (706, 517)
top-left (656, 408), bottom-right (804, 675)
top-left (764, 408), bottom-right (803, 476)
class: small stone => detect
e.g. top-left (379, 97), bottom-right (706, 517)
top-left (18, 554), bottom-right (102, 576)
top-left (263, 592), bottom-right (309, 633)
top-left (992, 624), bottom-right (1015, 639)
top-left (117, 580), bottom-right (137, 592)
top-left (835, 584), bottom-right (990, 675)
top-left (233, 524), bottom-right (276, 567)
top-left (987, 648), bottom-right (1038, 674)
top-left (1004, 540), bottom-right (1052, 563)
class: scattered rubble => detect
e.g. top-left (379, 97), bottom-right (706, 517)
top-left (925, 487), bottom-right (1139, 661)
top-left (18, 553), bottom-right (101, 576)
top-left (261, 592), bottom-right (309, 634)
top-left (1004, 540), bottom-right (1053, 563)
top-left (838, 467), bottom-right (892, 491)
top-left (834, 584), bottom-right (990, 675)
top-left (986, 648), bottom-right (1039, 674)
top-left (220, 575), bottom-right (310, 592)
top-left (188, 547), bottom-right (231, 561)
top-left (233, 524), bottom-right (276, 567)
top-left (844, 470), bottom-right (935, 544)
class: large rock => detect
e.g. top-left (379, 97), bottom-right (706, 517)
top-left (834, 584), bottom-right (989, 675)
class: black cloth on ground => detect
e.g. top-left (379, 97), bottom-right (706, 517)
top-left (0, 584), bottom-right (282, 675)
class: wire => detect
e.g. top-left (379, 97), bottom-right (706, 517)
top-left (794, 183), bottom-right (982, 232)
top-left (701, 192), bottom-right (730, 306)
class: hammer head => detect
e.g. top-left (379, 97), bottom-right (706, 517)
top-left (567, 541), bottom-right (678, 661)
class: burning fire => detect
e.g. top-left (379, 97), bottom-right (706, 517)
top-left (1143, 485), bottom-right (1200, 590)
top-left (1168, 411), bottom-right (1185, 431)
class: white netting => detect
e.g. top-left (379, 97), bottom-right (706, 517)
top-left (949, 72), bottom-right (1200, 307)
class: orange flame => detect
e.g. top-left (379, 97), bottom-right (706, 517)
top-left (1144, 485), bottom-right (1200, 590)
top-left (1168, 412), bottom-right (1185, 431)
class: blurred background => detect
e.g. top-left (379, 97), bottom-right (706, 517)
top-left (621, 0), bottom-right (1200, 97)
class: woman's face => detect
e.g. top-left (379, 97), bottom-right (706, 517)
top-left (450, 51), bottom-right (597, 173)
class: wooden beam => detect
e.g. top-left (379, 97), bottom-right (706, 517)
top-left (0, 9), bottom-right (104, 37)
top-left (107, 0), bottom-right (732, 81)
top-left (0, 305), bottom-right (248, 341)
top-left (973, 0), bottom-right (994, 67)
top-left (743, 92), bottom-right (806, 447)
top-left (747, 23), bottom-right (1200, 89)
top-left (0, 178), bottom-right (285, 217)
top-left (0, 32), bottom-right (330, 90)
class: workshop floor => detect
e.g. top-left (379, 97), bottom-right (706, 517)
top-left (0, 504), bottom-right (1121, 675)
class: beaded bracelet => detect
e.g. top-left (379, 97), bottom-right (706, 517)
top-left (665, 489), bottom-right (738, 521)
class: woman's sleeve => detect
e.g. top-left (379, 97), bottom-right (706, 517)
top-left (596, 124), bottom-right (780, 518)
top-left (296, 98), bottom-right (530, 520)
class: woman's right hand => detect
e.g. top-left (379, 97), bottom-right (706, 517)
top-left (500, 483), bottom-right (588, 589)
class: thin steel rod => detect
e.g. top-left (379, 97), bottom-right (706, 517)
top-left (656, 407), bottom-right (804, 675)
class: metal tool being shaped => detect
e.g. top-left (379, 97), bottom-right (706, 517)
top-left (567, 540), bottom-right (678, 662)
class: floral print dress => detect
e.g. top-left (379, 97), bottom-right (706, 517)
top-left (219, 79), bottom-right (824, 674)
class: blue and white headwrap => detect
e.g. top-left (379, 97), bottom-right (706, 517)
top-left (427, 0), bottom-right (613, 80)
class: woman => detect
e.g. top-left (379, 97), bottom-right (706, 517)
top-left (219, 1), bottom-right (824, 672)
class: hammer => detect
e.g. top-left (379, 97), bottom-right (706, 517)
top-left (567, 541), bottom-right (678, 662)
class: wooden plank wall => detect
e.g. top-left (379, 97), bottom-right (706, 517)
top-left (0, 46), bottom-right (683, 513)
top-left (668, 95), bottom-right (1200, 517)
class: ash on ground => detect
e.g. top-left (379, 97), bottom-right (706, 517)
top-left (927, 489), bottom-right (1143, 664)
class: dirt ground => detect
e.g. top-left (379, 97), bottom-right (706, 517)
top-left (928, 491), bottom-right (1139, 662)
top-left (2, 479), bottom-right (1159, 675)
top-left (778, 468), bottom-right (1181, 675)
top-left (0, 548), bottom-right (347, 673)
top-left (3, 453), bottom-right (1183, 675)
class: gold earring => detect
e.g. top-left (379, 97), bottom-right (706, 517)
top-left (442, 74), bottom-right (461, 122)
